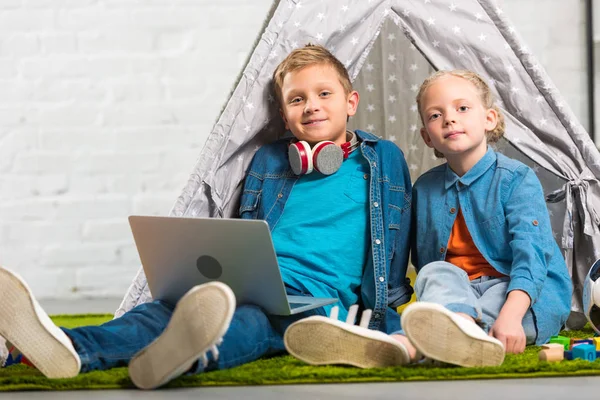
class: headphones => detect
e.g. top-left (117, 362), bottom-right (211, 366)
top-left (288, 131), bottom-right (359, 176)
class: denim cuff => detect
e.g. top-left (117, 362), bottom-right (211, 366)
top-left (445, 303), bottom-right (480, 320)
top-left (61, 328), bottom-right (90, 373)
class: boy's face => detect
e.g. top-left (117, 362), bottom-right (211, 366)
top-left (279, 64), bottom-right (359, 146)
top-left (419, 75), bottom-right (497, 162)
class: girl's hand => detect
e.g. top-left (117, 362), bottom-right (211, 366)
top-left (488, 312), bottom-right (526, 354)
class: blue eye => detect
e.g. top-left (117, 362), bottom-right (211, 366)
top-left (458, 106), bottom-right (469, 112)
top-left (289, 97), bottom-right (302, 104)
top-left (320, 91), bottom-right (331, 97)
top-left (429, 113), bottom-right (441, 121)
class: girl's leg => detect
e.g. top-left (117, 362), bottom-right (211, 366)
top-left (475, 277), bottom-right (537, 344)
top-left (399, 262), bottom-right (505, 367)
top-left (414, 261), bottom-right (482, 320)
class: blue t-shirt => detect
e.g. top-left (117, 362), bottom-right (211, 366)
top-left (272, 149), bottom-right (370, 321)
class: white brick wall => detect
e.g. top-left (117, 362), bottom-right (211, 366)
top-left (0, 0), bottom-right (589, 300)
top-left (0, 0), bottom-right (275, 299)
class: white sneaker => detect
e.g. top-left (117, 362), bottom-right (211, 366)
top-left (128, 281), bottom-right (236, 390)
top-left (284, 305), bottom-right (410, 368)
top-left (402, 302), bottom-right (505, 367)
top-left (0, 266), bottom-right (81, 378)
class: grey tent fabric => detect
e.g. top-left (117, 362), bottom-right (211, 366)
top-left (115, 0), bottom-right (600, 329)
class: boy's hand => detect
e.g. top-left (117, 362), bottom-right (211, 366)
top-left (488, 314), bottom-right (526, 354)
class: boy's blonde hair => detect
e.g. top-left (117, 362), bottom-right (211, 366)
top-left (416, 70), bottom-right (505, 158)
top-left (272, 44), bottom-right (353, 105)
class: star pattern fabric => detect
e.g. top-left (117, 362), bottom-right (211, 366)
top-left (114, 0), bottom-right (600, 326)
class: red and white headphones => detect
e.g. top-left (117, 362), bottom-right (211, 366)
top-left (288, 131), bottom-right (359, 175)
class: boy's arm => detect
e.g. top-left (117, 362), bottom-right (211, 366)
top-left (386, 148), bottom-right (414, 313)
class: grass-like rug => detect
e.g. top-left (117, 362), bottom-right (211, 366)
top-left (2, 314), bottom-right (600, 391)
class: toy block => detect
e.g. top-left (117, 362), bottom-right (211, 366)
top-left (549, 335), bottom-right (571, 351)
top-left (542, 343), bottom-right (565, 351)
top-left (564, 350), bottom-right (573, 360)
top-left (538, 348), bottom-right (564, 362)
top-left (571, 339), bottom-right (594, 349)
top-left (593, 337), bottom-right (600, 351)
top-left (572, 344), bottom-right (597, 361)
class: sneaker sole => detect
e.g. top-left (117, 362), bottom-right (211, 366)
top-left (0, 267), bottom-right (80, 378)
top-left (403, 305), bottom-right (505, 367)
top-left (284, 316), bottom-right (408, 368)
top-left (128, 282), bottom-right (235, 390)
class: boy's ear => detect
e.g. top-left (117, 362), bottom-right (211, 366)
top-left (420, 127), bottom-right (434, 148)
top-left (279, 108), bottom-right (289, 130)
top-left (484, 107), bottom-right (498, 132)
top-left (346, 90), bottom-right (360, 117)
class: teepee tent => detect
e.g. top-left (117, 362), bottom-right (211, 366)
top-left (115, 0), bottom-right (600, 328)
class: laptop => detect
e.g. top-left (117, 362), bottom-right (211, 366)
top-left (128, 215), bottom-right (338, 315)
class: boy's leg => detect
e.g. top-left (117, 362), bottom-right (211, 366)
top-left (0, 266), bottom-right (81, 378)
top-left (401, 261), bottom-right (505, 367)
top-left (284, 305), bottom-right (412, 368)
top-left (63, 300), bottom-right (174, 372)
top-left (127, 282), bottom-right (236, 390)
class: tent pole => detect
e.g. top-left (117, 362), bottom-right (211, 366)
top-left (586, 0), bottom-right (595, 141)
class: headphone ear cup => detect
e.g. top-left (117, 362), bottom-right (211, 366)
top-left (313, 141), bottom-right (343, 175)
top-left (289, 140), bottom-right (313, 175)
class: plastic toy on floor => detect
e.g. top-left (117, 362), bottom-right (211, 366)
top-left (539, 335), bottom-right (600, 362)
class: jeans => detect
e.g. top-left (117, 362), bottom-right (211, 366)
top-left (396, 261), bottom-right (537, 344)
top-left (62, 286), bottom-right (326, 374)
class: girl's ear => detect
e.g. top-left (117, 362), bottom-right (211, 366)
top-left (484, 107), bottom-right (498, 132)
top-left (420, 127), bottom-right (434, 148)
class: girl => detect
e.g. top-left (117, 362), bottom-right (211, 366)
top-left (393, 70), bottom-right (572, 367)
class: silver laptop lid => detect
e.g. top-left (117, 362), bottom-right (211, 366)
top-left (128, 216), bottom-right (294, 315)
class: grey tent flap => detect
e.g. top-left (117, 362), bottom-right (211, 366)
top-left (115, 0), bottom-right (600, 328)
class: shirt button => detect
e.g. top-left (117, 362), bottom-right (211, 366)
top-left (379, 276), bottom-right (385, 282)
top-left (277, 193), bottom-right (283, 199)
top-left (375, 239), bottom-right (381, 245)
top-left (532, 220), bottom-right (539, 226)
top-left (372, 162), bottom-right (377, 168)
top-left (450, 207), bottom-right (456, 214)
top-left (373, 202), bottom-right (379, 208)
top-left (363, 173), bottom-right (369, 180)
top-left (373, 312), bottom-right (381, 319)
top-left (440, 246), bottom-right (445, 253)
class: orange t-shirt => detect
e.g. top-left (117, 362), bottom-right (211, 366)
top-left (445, 208), bottom-right (505, 280)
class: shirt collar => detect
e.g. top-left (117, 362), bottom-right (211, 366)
top-left (444, 146), bottom-right (496, 190)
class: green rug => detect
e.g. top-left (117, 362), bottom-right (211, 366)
top-left (2, 314), bottom-right (600, 391)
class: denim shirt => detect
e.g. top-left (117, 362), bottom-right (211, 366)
top-left (411, 147), bottom-right (572, 344)
top-left (239, 130), bottom-right (413, 334)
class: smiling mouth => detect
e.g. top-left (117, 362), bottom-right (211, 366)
top-left (302, 119), bottom-right (326, 126)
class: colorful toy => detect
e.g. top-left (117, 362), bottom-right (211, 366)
top-left (540, 337), bottom-right (600, 363)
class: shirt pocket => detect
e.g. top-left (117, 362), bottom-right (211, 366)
top-left (344, 166), bottom-right (370, 204)
top-left (477, 212), bottom-right (509, 259)
top-left (239, 190), bottom-right (261, 219)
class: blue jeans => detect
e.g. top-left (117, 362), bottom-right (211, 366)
top-left (62, 287), bottom-right (326, 374)
top-left (396, 261), bottom-right (537, 344)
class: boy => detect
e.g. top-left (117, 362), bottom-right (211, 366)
top-left (0, 44), bottom-right (413, 388)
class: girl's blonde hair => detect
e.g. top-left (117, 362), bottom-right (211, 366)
top-left (416, 70), bottom-right (505, 158)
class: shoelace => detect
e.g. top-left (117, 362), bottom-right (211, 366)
top-left (328, 304), bottom-right (372, 327)
top-left (198, 338), bottom-right (224, 369)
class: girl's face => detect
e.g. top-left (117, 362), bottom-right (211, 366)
top-left (419, 75), bottom-right (498, 163)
